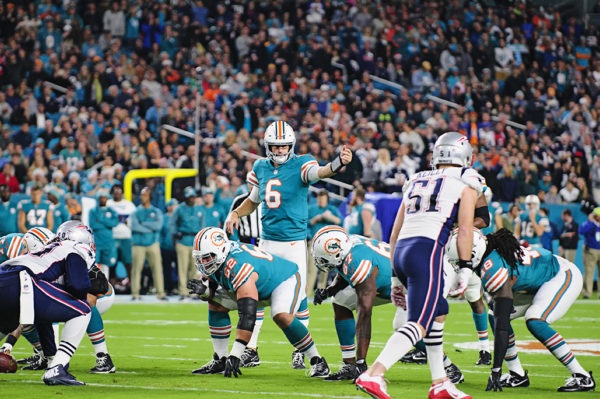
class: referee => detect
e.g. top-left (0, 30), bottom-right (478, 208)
top-left (229, 176), bottom-right (261, 244)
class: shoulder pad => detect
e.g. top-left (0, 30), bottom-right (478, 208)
top-left (459, 168), bottom-right (484, 195)
top-left (71, 242), bottom-right (96, 270)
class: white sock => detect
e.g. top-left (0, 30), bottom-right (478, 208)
top-left (213, 338), bottom-right (228, 359)
top-left (375, 322), bottom-right (422, 370)
top-left (247, 314), bottom-right (264, 349)
top-left (504, 333), bottom-right (525, 376)
top-left (49, 313), bottom-right (91, 368)
top-left (93, 341), bottom-right (108, 355)
top-left (443, 354), bottom-right (452, 368)
top-left (424, 321), bottom-right (445, 381)
top-left (393, 306), bottom-right (407, 330)
top-left (52, 323), bottom-right (60, 349)
top-left (304, 344), bottom-right (320, 361)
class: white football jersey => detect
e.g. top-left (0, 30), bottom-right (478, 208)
top-left (3, 240), bottom-right (95, 282)
top-left (398, 167), bottom-right (484, 245)
top-left (107, 199), bottom-right (136, 239)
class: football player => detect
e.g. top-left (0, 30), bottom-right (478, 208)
top-left (448, 228), bottom-right (595, 392)
top-left (515, 195), bottom-right (549, 249)
top-left (310, 226), bottom-right (400, 381)
top-left (356, 132), bottom-right (478, 399)
top-left (225, 121), bottom-right (351, 369)
top-left (0, 221), bottom-right (107, 385)
top-left (188, 227), bottom-right (330, 378)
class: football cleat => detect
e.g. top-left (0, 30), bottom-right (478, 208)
top-left (308, 356), bottom-right (330, 378)
top-left (355, 373), bottom-right (391, 399)
top-left (400, 348), bottom-right (427, 364)
top-left (240, 347), bottom-right (260, 368)
top-left (324, 362), bottom-right (360, 381)
top-left (192, 353), bottom-right (226, 374)
top-left (445, 363), bottom-right (464, 384)
top-left (428, 380), bottom-right (472, 399)
top-left (557, 371), bottom-right (595, 392)
top-left (475, 350), bottom-right (491, 365)
top-left (22, 354), bottom-right (47, 371)
top-left (292, 350), bottom-right (305, 369)
top-left (500, 370), bottom-right (530, 388)
top-left (17, 353), bottom-right (39, 365)
top-left (89, 352), bottom-right (116, 374)
top-left (43, 364), bottom-right (85, 386)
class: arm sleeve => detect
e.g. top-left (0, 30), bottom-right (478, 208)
top-left (249, 186), bottom-right (261, 203)
top-left (460, 169), bottom-right (485, 195)
top-left (301, 158), bottom-right (321, 183)
top-left (578, 221), bottom-right (591, 234)
top-left (64, 253), bottom-right (92, 300)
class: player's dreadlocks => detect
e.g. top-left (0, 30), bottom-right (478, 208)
top-left (483, 228), bottom-right (524, 276)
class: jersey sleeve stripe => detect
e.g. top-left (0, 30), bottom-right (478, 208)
top-left (485, 268), bottom-right (508, 293)
top-left (247, 171), bottom-right (259, 187)
top-left (350, 260), bottom-right (371, 286)
top-left (232, 263), bottom-right (254, 290)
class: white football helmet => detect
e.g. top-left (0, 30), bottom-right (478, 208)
top-left (24, 227), bottom-right (56, 253)
top-left (446, 227), bottom-right (487, 269)
top-left (56, 221), bottom-right (96, 252)
top-left (311, 225), bottom-right (353, 272)
top-left (264, 121), bottom-right (296, 164)
top-left (192, 227), bottom-right (231, 276)
top-left (524, 194), bottom-right (540, 212)
top-left (431, 132), bottom-right (473, 168)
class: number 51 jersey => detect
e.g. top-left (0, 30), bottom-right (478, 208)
top-left (398, 167), bottom-right (484, 246)
top-left (247, 154), bottom-right (319, 242)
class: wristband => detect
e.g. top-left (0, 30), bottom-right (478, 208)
top-left (457, 259), bottom-right (473, 269)
top-left (330, 155), bottom-right (344, 173)
top-left (230, 339), bottom-right (247, 358)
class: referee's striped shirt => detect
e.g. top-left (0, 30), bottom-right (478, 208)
top-left (229, 193), bottom-right (262, 244)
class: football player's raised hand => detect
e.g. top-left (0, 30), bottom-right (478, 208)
top-left (340, 145), bottom-right (352, 165)
top-left (225, 211), bottom-right (240, 235)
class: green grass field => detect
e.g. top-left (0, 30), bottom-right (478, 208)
top-left (1, 299), bottom-right (598, 398)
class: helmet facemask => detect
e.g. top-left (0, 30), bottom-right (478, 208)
top-left (267, 144), bottom-right (294, 165)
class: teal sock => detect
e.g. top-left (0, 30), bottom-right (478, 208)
top-left (87, 306), bottom-right (108, 354)
top-left (208, 310), bottom-right (231, 358)
top-left (22, 325), bottom-right (42, 353)
top-left (415, 339), bottom-right (426, 352)
top-left (334, 318), bottom-right (356, 360)
top-left (297, 298), bottom-right (310, 327)
top-left (282, 318), bottom-right (319, 360)
top-left (527, 319), bottom-right (587, 376)
top-left (472, 310), bottom-right (490, 351)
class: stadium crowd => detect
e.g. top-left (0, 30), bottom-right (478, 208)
top-left (0, 0), bottom-right (600, 296)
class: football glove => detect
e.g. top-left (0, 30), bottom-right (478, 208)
top-left (187, 279), bottom-right (207, 297)
top-left (486, 369), bottom-right (502, 392)
top-left (224, 355), bottom-right (242, 378)
top-left (313, 288), bottom-right (329, 305)
top-left (448, 267), bottom-right (473, 297)
top-left (88, 266), bottom-right (109, 296)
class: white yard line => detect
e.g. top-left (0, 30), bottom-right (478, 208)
top-left (0, 379), bottom-right (363, 398)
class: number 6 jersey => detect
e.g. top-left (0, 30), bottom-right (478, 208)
top-left (247, 154), bottom-right (319, 242)
top-left (398, 167), bottom-right (484, 246)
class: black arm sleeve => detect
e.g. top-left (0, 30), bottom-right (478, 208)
top-left (492, 297), bottom-right (513, 369)
top-left (236, 297), bottom-right (258, 338)
top-left (475, 206), bottom-right (491, 227)
top-left (64, 253), bottom-right (92, 300)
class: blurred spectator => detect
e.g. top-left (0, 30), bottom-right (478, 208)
top-left (0, 184), bottom-right (18, 236)
top-left (171, 186), bottom-right (203, 300)
top-left (560, 179), bottom-right (580, 203)
top-left (18, 185), bottom-right (52, 233)
top-left (0, 163), bottom-right (19, 193)
top-left (494, 204), bottom-right (521, 233)
top-left (579, 208), bottom-right (600, 299)
top-left (200, 187), bottom-right (225, 228)
top-left (47, 188), bottom-right (70, 232)
top-left (160, 198), bottom-right (179, 295)
top-left (107, 184), bottom-right (135, 282)
top-left (559, 209), bottom-right (579, 263)
top-left (307, 189), bottom-right (341, 296)
top-left (131, 187), bottom-right (165, 301)
top-left (345, 187), bottom-right (376, 238)
top-left (89, 189), bottom-right (119, 282)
